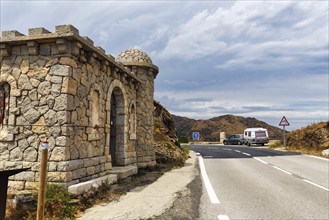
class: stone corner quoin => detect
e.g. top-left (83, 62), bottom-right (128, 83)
top-left (0, 24), bottom-right (159, 195)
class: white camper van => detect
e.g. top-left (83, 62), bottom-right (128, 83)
top-left (244, 128), bottom-right (269, 146)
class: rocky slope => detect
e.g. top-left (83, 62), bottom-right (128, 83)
top-left (173, 114), bottom-right (283, 142)
top-left (153, 101), bottom-right (188, 166)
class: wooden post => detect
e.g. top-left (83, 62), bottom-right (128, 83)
top-left (37, 141), bottom-right (48, 220)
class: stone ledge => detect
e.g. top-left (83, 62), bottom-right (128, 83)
top-left (110, 165), bottom-right (138, 180)
top-left (68, 174), bottom-right (117, 197)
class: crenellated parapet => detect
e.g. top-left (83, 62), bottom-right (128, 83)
top-left (0, 24), bottom-right (140, 84)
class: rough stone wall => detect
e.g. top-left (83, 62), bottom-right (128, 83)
top-left (0, 25), bottom-right (157, 192)
top-left (135, 67), bottom-right (156, 167)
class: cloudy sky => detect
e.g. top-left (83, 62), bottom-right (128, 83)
top-left (1, 0), bottom-right (328, 130)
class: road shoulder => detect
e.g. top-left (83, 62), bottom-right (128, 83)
top-left (154, 166), bottom-right (202, 219)
top-left (78, 151), bottom-right (199, 220)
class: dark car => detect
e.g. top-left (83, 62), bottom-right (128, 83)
top-left (223, 134), bottom-right (245, 145)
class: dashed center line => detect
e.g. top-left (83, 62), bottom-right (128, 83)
top-left (218, 148), bottom-right (329, 192)
top-left (253, 156), bottom-right (329, 192)
top-left (197, 148), bottom-right (328, 219)
top-left (230, 149), bottom-right (329, 192)
top-left (199, 148), bottom-right (329, 203)
top-left (218, 214), bottom-right (230, 220)
top-left (303, 179), bottom-right (329, 192)
top-left (254, 157), bottom-right (269, 164)
top-left (272, 165), bottom-right (292, 175)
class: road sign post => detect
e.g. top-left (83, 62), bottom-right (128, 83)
top-left (279, 116), bottom-right (290, 147)
top-left (283, 126), bottom-right (286, 147)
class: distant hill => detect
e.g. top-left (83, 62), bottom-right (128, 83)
top-left (172, 114), bottom-right (283, 142)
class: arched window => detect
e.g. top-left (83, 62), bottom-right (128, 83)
top-left (91, 90), bottom-right (100, 127)
top-left (129, 103), bottom-right (136, 139)
top-left (0, 82), bottom-right (10, 126)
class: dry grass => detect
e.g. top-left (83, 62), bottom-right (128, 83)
top-left (5, 201), bottom-right (16, 217)
top-left (270, 121), bottom-right (329, 158)
top-left (270, 145), bottom-right (329, 158)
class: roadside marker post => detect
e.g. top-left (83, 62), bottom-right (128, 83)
top-left (37, 141), bottom-right (49, 220)
top-left (279, 116), bottom-right (290, 147)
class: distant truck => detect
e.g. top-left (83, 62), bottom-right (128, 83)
top-left (244, 128), bottom-right (269, 146)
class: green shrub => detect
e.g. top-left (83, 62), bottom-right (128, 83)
top-left (174, 146), bottom-right (190, 167)
top-left (44, 184), bottom-right (77, 219)
top-left (181, 146), bottom-right (190, 159)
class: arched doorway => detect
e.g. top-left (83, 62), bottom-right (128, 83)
top-left (109, 87), bottom-right (125, 166)
top-left (110, 93), bottom-right (117, 166)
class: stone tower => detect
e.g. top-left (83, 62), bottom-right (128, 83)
top-left (116, 49), bottom-right (158, 168)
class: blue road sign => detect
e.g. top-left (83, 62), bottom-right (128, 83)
top-left (192, 132), bottom-right (200, 140)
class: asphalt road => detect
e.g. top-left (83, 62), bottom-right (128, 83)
top-left (191, 144), bottom-right (329, 220)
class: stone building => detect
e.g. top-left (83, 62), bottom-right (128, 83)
top-left (0, 24), bottom-right (158, 194)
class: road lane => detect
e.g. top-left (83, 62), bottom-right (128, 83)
top-left (192, 144), bottom-right (329, 220)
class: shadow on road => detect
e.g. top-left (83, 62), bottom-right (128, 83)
top-left (190, 144), bottom-right (302, 159)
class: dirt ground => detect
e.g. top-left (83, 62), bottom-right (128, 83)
top-left (7, 163), bottom-right (202, 220)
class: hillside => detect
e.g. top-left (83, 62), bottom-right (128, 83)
top-left (153, 101), bottom-right (189, 166)
top-left (273, 121), bottom-right (329, 152)
top-left (173, 114), bottom-right (282, 142)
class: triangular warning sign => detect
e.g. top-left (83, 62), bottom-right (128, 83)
top-left (279, 116), bottom-right (290, 126)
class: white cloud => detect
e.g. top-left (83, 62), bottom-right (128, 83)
top-left (154, 1), bottom-right (328, 64)
top-left (1, 0), bottom-right (327, 130)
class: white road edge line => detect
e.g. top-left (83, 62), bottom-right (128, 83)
top-left (272, 166), bottom-right (292, 175)
top-left (253, 157), bottom-right (268, 164)
top-left (303, 179), bottom-right (329, 192)
top-left (218, 214), bottom-right (230, 220)
top-left (198, 156), bottom-right (220, 204)
top-left (304, 154), bottom-right (329, 161)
